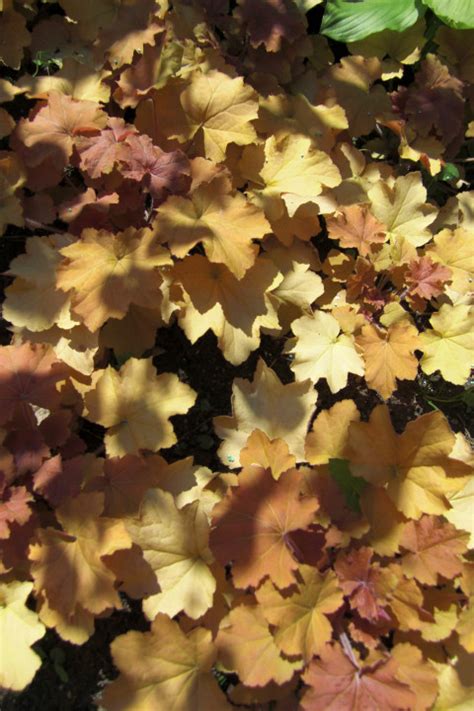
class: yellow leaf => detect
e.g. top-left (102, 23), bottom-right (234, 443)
top-left (0, 581), bottom-right (45, 691)
top-left (391, 642), bottom-right (439, 711)
top-left (256, 134), bottom-right (341, 218)
top-left (427, 228), bottom-right (474, 297)
top-left (84, 358), bottom-right (197, 456)
top-left (173, 254), bottom-right (281, 363)
top-left (349, 19), bottom-right (426, 66)
top-left (435, 26), bottom-right (474, 82)
top-left (0, 152), bottom-right (25, 236)
top-left (178, 70), bottom-right (259, 161)
top-left (420, 304), bottom-right (474, 385)
top-left (326, 56), bottom-right (391, 137)
top-left (289, 311), bottom-right (364, 393)
top-left (214, 359), bottom-right (317, 467)
top-left (0, 108), bottom-right (14, 138)
top-left (18, 58), bottom-right (111, 103)
top-left (445, 478), bottom-right (474, 548)
top-left (256, 92), bottom-right (348, 155)
top-left (348, 406), bottom-right (470, 519)
top-left (127, 488), bottom-right (216, 620)
top-left (433, 664), bottom-right (474, 711)
top-left (4, 236), bottom-right (76, 332)
top-left (368, 172), bottom-right (438, 247)
top-left (360, 487), bottom-right (407, 556)
top-left (0, 78), bottom-right (24, 102)
top-left (15, 323), bottom-right (99, 376)
top-left (457, 565), bottom-right (474, 653)
top-left (174, 254), bottom-right (280, 331)
top-left (0, 8), bottom-right (30, 70)
top-left (179, 299), bottom-right (268, 366)
top-left (269, 261), bottom-right (324, 315)
top-left (37, 593), bottom-right (94, 645)
top-left (102, 614), bottom-right (231, 711)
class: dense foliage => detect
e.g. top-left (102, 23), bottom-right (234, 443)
top-left (0, 0), bottom-right (473, 708)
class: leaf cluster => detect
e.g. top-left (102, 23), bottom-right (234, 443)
top-left (0, 0), bottom-right (473, 708)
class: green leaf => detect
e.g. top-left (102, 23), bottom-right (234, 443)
top-left (329, 458), bottom-right (367, 512)
top-left (422, 0), bottom-right (474, 29)
top-left (321, 0), bottom-right (422, 42)
top-left (439, 163), bottom-right (460, 181)
top-left (462, 387), bottom-right (474, 409)
top-left (151, 41), bottom-right (184, 92)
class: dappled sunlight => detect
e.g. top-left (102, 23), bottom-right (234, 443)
top-left (0, 0), bottom-right (473, 706)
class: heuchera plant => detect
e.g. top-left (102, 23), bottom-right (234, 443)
top-left (0, 0), bottom-right (473, 708)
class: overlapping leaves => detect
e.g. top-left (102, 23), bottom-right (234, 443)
top-left (0, 0), bottom-right (472, 707)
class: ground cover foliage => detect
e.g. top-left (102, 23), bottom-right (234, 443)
top-left (0, 0), bottom-right (473, 708)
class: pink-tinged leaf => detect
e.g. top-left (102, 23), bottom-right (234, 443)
top-left (119, 134), bottom-right (191, 202)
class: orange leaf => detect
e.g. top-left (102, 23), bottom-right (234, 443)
top-left (355, 321), bottom-right (420, 399)
top-left (400, 515), bottom-right (469, 585)
top-left (56, 227), bottom-right (171, 331)
top-left (210, 466), bottom-right (318, 589)
top-left (301, 642), bottom-right (415, 711)
top-left (16, 92), bottom-right (106, 168)
top-left (335, 547), bottom-right (390, 623)
top-left (216, 604), bottom-right (299, 686)
top-left (0, 342), bottom-right (66, 425)
top-left (348, 406), bottom-right (470, 518)
top-left (29, 492), bottom-right (131, 618)
top-left (76, 117), bottom-right (136, 179)
top-left (255, 566), bottom-right (344, 661)
top-left (405, 256), bottom-right (452, 306)
top-left (153, 178), bottom-right (269, 278)
top-left (239, 429), bottom-right (296, 480)
top-left (305, 400), bottom-right (359, 465)
top-left (0, 484), bottom-right (32, 539)
top-left (326, 204), bottom-right (386, 257)
top-left (118, 133), bottom-right (191, 201)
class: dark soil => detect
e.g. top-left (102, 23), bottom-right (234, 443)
top-left (1, 598), bottom-right (148, 711)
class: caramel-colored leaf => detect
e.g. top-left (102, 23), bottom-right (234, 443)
top-left (256, 566), bottom-right (344, 660)
top-left (216, 604), bottom-right (299, 687)
top-left (356, 321), bottom-right (420, 399)
top-left (127, 488), bottom-right (216, 620)
top-left (210, 466), bottom-right (318, 589)
top-left (102, 614), bottom-right (231, 711)
top-left (84, 358), bottom-right (196, 456)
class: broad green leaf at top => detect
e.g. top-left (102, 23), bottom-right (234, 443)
top-left (321, 0), bottom-right (423, 42)
top-left (423, 0), bottom-right (474, 29)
